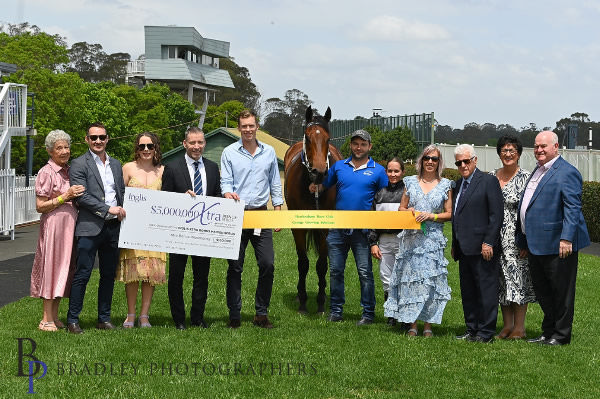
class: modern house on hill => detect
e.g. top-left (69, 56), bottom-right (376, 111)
top-left (126, 25), bottom-right (235, 128)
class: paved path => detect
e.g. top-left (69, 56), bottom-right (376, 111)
top-left (1, 223), bottom-right (599, 308)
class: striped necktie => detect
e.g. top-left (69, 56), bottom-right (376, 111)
top-left (193, 161), bottom-right (203, 195)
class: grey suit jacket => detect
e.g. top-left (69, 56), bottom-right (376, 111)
top-left (70, 150), bottom-right (125, 237)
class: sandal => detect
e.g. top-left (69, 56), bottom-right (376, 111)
top-left (123, 313), bottom-right (136, 329)
top-left (38, 321), bottom-right (58, 332)
top-left (54, 320), bottom-right (65, 329)
top-left (407, 328), bottom-right (418, 337)
top-left (138, 315), bottom-right (151, 328)
top-left (423, 329), bottom-right (433, 338)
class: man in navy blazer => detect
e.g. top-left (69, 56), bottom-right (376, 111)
top-left (451, 144), bottom-right (504, 343)
top-left (516, 131), bottom-right (590, 345)
top-left (67, 122), bottom-right (126, 334)
top-left (162, 127), bottom-right (221, 330)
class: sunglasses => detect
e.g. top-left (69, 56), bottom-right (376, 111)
top-left (423, 155), bottom-right (439, 162)
top-left (138, 143), bottom-right (155, 151)
top-left (454, 156), bottom-right (475, 167)
top-left (89, 135), bottom-right (107, 142)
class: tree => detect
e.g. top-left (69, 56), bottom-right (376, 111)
top-left (261, 89), bottom-right (313, 144)
top-left (519, 123), bottom-right (539, 147)
top-left (213, 58), bottom-right (260, 110)
top-left (202, 100), bottom-right (246, 133)
top-left (340, 125), bottom-right (417, 162)
top-left (0, 23), bottom-right (68, 72)
top-left (67, 42), bottom-right (131, 83)
top-left (6, 68), bottom-right (88, 173)
top-left (98, 52), bottom-right (130, 83)
top-left (371, 126), bottom-right (418, 162)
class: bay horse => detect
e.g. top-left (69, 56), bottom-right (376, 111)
top-left (284, 106), bottom-right (342, 314)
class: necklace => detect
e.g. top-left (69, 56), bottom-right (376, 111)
top-left (421, 177), bottom-right (437, 184)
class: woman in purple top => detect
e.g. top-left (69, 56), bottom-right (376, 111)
top-left (31, 130), bottom-right (85, 331)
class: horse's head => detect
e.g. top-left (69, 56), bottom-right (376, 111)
top-left (303, 106), bottom-right (332, 184)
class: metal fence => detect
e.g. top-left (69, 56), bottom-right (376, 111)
top-left (0, 169), bottom-right (16, 239)
top-left (437, 144), bottom-right (600, 182)
top-left (329, 113), bottom-right (435, 152)
top-left (0, 170), bottom-right (39, 239)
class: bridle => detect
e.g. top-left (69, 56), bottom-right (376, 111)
top-left (301, 122), bottom-right (331, 210)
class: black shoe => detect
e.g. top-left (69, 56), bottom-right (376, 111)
top-left (456, 332), bottom-right (475, 340)
top-left (541, 338), bottom-right (565, 346)
top-left (470, 335), bottom-right (494, 343)
top-left (67, 323), bottom-right (83, 334)
top-left (228, 319), bottom-right (241, 329)
top-left (175, 322), bottom-right (186, 330)
top-left (327, 314), bottom-right (343, 322)
top-left (96, 321), bottom-right (116, 330)
top-left (356, 317), bottom-right (373, 326)
top-left (387, 317), bottom-right (397, 326)
top-left (527, 335), bottom-right (547, 343)
top-left (191, 319), bottom-right (208, 328)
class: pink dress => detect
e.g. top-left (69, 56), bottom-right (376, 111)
top-left (30, 159), bottom-right (77, 299)
top-left (116, 176), bottom-right (167, 285)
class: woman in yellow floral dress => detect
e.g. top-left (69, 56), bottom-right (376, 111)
top-left (117, 132), bottom-right (166, 328)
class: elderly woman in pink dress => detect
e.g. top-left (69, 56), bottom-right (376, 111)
top-left (31, 130), bottom-right (85, 331)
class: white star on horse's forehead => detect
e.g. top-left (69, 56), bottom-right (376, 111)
top-left (315, 129), bottom-right (320, 134)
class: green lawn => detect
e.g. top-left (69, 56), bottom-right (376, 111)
top-left (1, 225), bottom-right (599, 398)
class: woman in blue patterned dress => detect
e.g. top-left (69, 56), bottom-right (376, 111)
top-left (384, 145), bottom-right (453, 337)
top-left (490, 135), bottom-right (535, 339)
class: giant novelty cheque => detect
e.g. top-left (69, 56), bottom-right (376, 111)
top-left (119, 187), bottom-right (245, 260)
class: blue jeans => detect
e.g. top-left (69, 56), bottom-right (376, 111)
top-left (327, 229), bottom-right (375, 320)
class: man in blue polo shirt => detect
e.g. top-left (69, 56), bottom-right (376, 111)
top-left (310, 129), bottom-right (388, 325)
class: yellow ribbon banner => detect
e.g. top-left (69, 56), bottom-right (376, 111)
top-left (242, 211), bottom-right (421, 229)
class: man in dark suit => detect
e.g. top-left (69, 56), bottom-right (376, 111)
top-left (516, 131), bottom-right (590, 346)
top-left (67, 122), bottom-right (126, 334)
top-left (162, 127), bottom-right (221, 330)
top-left (451, 144), bottom-right (504, 343)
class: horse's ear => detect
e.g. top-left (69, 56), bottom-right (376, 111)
top-left (324, 107), bottom-right (332, 122)
top-left (305, 106), bottom-right (313, 123)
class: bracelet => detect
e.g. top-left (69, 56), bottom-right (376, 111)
top-left (433, 213), bottom-right (438, 221)
top-left (57, 195), bottom-right (65, 205)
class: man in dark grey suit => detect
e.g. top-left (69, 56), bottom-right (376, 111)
top-left (451, 144), bottom-right (504, 343)
top-left (162, 127), bottom-right (221, 330)
top-left (67, 122), bottom-right (126, 334)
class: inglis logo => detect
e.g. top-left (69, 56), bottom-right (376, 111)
top-left (150, 202), bottom-right (237, 226)
top-left (128, 192), bottom-right (147, 203)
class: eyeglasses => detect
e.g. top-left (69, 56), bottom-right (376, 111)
top-left (138, 143), bottom-right (155, 151)
top-left (423, 155), bottom-right (439, 162)
top-left (89, 135), bottom-right (107, 142)
top-left (454, 156), bottom-right (475, 167)
top-left (500, 149), bottom-right (517, 155)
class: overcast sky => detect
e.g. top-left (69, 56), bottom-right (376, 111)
top-left (5, 0), bottom-right (600, 129)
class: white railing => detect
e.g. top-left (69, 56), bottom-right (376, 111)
top-left (0, 168), bottom-right (16, 239)
top-left (15, 176), bottom-right (39, 226)
top-left (437, 144), bottom-right (600, 182)
top-left (0, 83), bottom-right (28, 158)
top-left (0, 170), bottom-right (39, 239)
top-left (126, 60), bottom-right (145, 75)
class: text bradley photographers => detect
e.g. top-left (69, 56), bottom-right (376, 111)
top-left (55, 361), bottom-right (318, 377)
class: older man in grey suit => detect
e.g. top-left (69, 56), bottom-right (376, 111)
top-left (66, 122), bottom-right (126, 334)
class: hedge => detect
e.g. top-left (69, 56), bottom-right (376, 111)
top-left (582, 181), bottom-right (600, 242)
